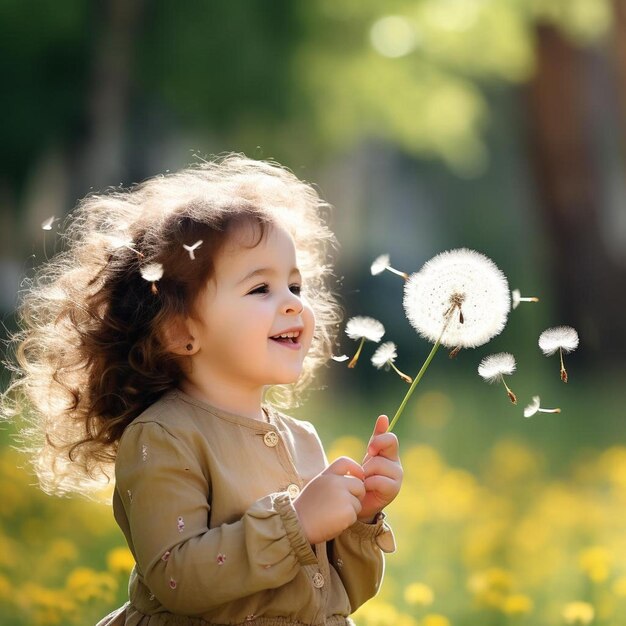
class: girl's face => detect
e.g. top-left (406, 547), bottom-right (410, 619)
top-left (187, 223), bottom-right (315, 393)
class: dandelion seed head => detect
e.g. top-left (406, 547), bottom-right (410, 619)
top-left (371, 254), bottom-right (390, 276)
top-left (403, 248), bottom-right (510, 348)
top-left (331, 354), bottom-right (350, 362)
top-left (371, 341), bottom-right (398, 368)
top-left (140, 262), bottom-right (164, 283)
top-left (538, 326), bottom-right (579, 356)
top-left (478, 352), bottom-right (516, 383)
top-left (345, 316), bottom-right (385, 342)
top-left (523, 396), bottom-right (541, 418)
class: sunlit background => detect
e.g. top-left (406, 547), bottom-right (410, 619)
top-left (1, 1), bottom-right (625, 624)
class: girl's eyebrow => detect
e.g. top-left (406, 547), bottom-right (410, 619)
top-left (238, 267), bottom-right (302, 284)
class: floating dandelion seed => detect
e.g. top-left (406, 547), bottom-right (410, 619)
top-left (183, 240), bottom-right (203, 260)
top-left (388, 248), bottom-right (511, 431)
top-left (370, 253), bottom-right (409, 279)
top-left (140, 262), bottom-right (164, 294)
top-left (478, 353), bottom-right (518, 404)
top-left (41, 216), bottom-right (56, 231)
top-left (523, 395), bottom-right (561, 418)
top-left (538, 325), bottom-right (579, 383)
top-left (371, 341), bottom-right (412, 383)
top-left (511, 289), bottom-right (539, 309)
top-left (345, 316), bottom-right (385, 368)
top-left (106, 234), bottom-right (143, 257)
top-left (331, 354), bottom-right (349, 362)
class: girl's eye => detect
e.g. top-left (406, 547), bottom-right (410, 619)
top-left (248, 284), bottom-right (269, 295)
top-left (290, 284), bottom-right (302, 296)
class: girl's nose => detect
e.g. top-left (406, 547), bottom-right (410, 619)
top-left (282, 291), bottom-right (304, 315)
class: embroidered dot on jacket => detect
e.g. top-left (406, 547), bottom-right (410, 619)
top-left (141, 444), bottom-right (148, 461)
top-left (217, 553), bottom-right (226, 565)
top-left (177, 516), bottom-right (185, 532)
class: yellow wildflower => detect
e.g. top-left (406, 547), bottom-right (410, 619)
top-left (579, 546), bottom-right (611, 582)
top-left (17, 582), bottom-right (77, 625)
top-left (486, 440), bottom-right (543, 484)
top-left (467, 567), bottom-right (514, 610)
top-left (66, 567), bottom-right (118, 604)
top-left (502, 593), bottom-right (534, 615)
top-left (421, 614), bottom-right (451, 626)
top-left (404, 582), bottom-right (435, 606)
top-left (107, 546), bottom-right (135, 575)
top-left (562, 601), bottom-right (595, 624)
top-left (353, 599), bottom-right (399, 626)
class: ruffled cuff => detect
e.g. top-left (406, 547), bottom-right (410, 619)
top-left (272, 492), bottom-right (318, 566)
top-left (346, 513), bottom-right (396, 554)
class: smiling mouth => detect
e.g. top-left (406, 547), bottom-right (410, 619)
top-left (269, 330), bottom-right (301, 345)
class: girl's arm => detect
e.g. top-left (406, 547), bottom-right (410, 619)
top-left (329, 513), bottom-right (396, 611)
top-left (116, 421), bottom-right (317, 616)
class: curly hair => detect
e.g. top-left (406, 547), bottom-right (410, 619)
top-left (3, 154), bottom-right (342, 497)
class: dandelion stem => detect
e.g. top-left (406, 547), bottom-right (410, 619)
top-left (388, 339), bottom-right (441, 432)
top-left (520, 296), bottom-right (539, 303)
top-left (538, 407), bottom-right (561, 414)
top-left (390, 361), bottom-right (413, 384)
top-left (348, 338), bottom-right (365, 368)
top-left (386, 266), bottom-right (409, 280)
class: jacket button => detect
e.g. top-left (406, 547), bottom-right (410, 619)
top-left (263, 431), bottom-right (279, 447)
top-left (312, 572), bottom-right (325, 588)
top-left (287, 483), bottom-right (300, 498)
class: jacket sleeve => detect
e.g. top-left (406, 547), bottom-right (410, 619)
top-left (115, 421), bottom-right (317, 616)
top-left (329, 514), bottom-right (396, 612)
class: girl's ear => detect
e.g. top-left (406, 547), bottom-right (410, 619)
top-left (161, 316), bottom-right (198, 356)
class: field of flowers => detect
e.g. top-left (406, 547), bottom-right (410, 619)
top-left (1, 381), bottom-right (625, 626)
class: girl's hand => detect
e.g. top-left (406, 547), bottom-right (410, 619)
top-left (358, 415), bottom-right (403, 523)
top-left (293, 456), bottom-right (366, 544)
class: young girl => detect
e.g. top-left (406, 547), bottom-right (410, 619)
top-left (7, 154), bottom-right (402, 625)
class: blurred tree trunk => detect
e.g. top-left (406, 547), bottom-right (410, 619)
top-left (70, 0), bottom-right (145, 195)
top-left (525, 23), bottom-right (626, 361)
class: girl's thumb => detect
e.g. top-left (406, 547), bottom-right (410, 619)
top-left (373, 414), bottom-right (389, 436)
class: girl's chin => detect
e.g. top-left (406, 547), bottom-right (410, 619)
top-left (266, 371), bottom-right (303, 386)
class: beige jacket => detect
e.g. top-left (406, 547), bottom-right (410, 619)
top-left (97, 389), bottom-right (395, 626)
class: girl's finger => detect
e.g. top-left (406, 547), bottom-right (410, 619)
top-left (325, 456), bottom-right (366, 480)
top-left (362, 415), bottom-right (390, 464)
top-left (362, 456), bottom-right (403, 480)
top-left (364, 475), bottom-right (398, 498)
top-left (343, 475), bottom-right (366, 500)
top-left (367, 432), bottom-right (400, 461)
top-left (350, 494), bottom-right (364, 514)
